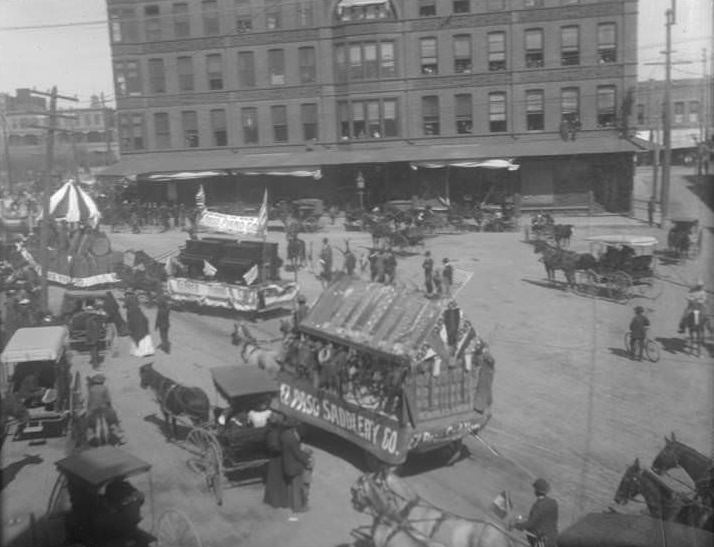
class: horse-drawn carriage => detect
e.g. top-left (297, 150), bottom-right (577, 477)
top-left (579, 235), bottom-right (660, 302)
top-left (0, 325), bottom-right (82, 441)
top-left (60, 289), bottom-right (127, 348)
top-left (667, 217), bottom-right (703, 259)
top-left (182, 366), bottom-right (279, 506)
top-left (285, 198), bottom-right (323, 233)
top-left (46, 445), bottom-right (203, 547)
top-left (275, 277), bottom-right (494, 471)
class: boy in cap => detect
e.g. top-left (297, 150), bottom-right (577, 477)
top-left (513, 478), bottom-right (559, 547)
top-left (629, 306), bottom-right (650, 361)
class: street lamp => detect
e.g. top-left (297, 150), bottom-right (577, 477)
top-left (356, 171), bottom-right (365, 210)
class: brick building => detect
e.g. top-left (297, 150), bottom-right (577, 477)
top-left (101, 0), bottom-right (642, 212)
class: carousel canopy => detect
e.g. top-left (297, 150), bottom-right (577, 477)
top-left (47, 180), bottom-right (101, 224)
top-left (299, 277), bottom-right (481, 365)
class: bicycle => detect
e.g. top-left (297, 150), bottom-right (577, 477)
top-left (624, 330), bottom-right (660, 362)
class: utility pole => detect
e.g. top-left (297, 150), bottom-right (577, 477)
top-left (29, 87), bottom-right (78, 312)
top-left (101, 92), bottom-right (112, 166)
top-left (648, 79), bottom-right (659, 202)
top-left (661, 5), bottom-right (674, 223)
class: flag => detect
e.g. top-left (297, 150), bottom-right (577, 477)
top-left (202, 259), bottom-right (217, 277)
top-left (196, 184), bottom-right (206, 210)
top-left (491, 490), bottom-right (513, 519)
top-left (256, 188), bottom-right (268, 237)
top-left (243, 264), bottom-right (259, 285)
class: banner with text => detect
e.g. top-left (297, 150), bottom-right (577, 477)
top-left (166, 277), bottom-right (297, 312)
top-left (198, 210), bottom-right (265, 237)
top-left (277, 379), bottom-right (411, 464)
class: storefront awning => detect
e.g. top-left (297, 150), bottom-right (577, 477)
top-left (410, 159), bottom-right (520, 170)
top-left (99, 135), bottom-right (644, 180)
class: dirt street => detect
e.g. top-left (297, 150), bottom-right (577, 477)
top-left (2, 169), bottom-right (712, 547)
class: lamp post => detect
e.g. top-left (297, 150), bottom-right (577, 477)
top-left (356, 171), bottom-right (365, 210)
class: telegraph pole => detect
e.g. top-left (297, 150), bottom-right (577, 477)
top-left (101, 92), bottom-right (112, 165)
top-left (648, 79), bottom-right (659, 201)
top-left (661, 5), bottom-right (674, 222)
top-left (29, 87), bottom-right (79, 312)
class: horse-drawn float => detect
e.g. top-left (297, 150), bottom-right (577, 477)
top-left (46, 445), bottom-right (203, 547)
top-left (0, 325), bottom-right (83, 441)
top-left (275, 277), bottom-right (494, 470)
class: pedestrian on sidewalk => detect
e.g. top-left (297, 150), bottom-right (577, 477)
top-left (155, 294), bottom-right (171, 353)
top-left (442, 258), bottom-right (454, 296)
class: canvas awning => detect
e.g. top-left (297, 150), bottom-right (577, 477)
top-left (410, 159), bottom-right (520, 170)
top-left (55, 446), bottom-right (151, 487)
top-left (1, 326), bottom-right (68, 364)
top-left (99, 135), bottom-right (644, 180)
top-left (211, 366), bottom-right (278, 400)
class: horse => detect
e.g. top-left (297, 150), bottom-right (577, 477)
top-left (683, 304), bottom-right (709, 357)
top-left (139, 363), bottom-right (210, 440)
top-left (364, 513), bottom-right (448, 547)
top-left (652, 433), bottom-right (714, 508)
top-left (84, 408), bottom-right (122, 448)
top-left (231, 322), bottom-right (283, 375)
top-left (287, 235), bottom-right (307, 271)
top-left (614, 458), bottom-right (711, 529)
top-left (532, 240), bottom-right (578, 288)
top-left (351, 471), bottom-right (518, 547)
top-left (553, 224), bottom-right (574, 248)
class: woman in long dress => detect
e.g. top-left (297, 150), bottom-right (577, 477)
top-left (263, 414), bottom-right (289, 508)
top-left (125, 293), bottom-right (154, 357)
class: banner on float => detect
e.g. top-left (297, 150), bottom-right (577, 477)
top-left (22, 248), bottom-right (119, 287)
top-left (198, 210), bottom-right (265, 237)
top-left (277, 379), bottom-right (410, 464)
top-left (166, 277), bottom-right (297, 312)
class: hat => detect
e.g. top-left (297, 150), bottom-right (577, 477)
top-left (634, 306), bottom-right (644, 313)
top-left (89, 374), bottom-right (106, 385)
top-left (298, 294), bottom-right (307, 303)
top-left (533, 478), bottom-right (550, 494)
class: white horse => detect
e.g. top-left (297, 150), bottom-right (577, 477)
top-left (231, 322), bottom-right (284, 374)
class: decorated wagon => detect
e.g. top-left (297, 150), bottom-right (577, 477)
top-left (275, 278), bottom-right (493, 469)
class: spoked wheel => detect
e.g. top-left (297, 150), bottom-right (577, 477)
top-left (157, 509), bottom-right (203, 547)
top-left (645, 339), bottom-right (661, 363)
top-left (46, 473), bottom-right (69, 518)
top-left (185, 427), bottom-right (223, 506)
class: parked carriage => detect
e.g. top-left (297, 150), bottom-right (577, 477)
top-left (0, 325), bottom-right (83, 441)
top-left (578, 235), bottom-right (660, 303)
top-left (667, 217), bottom-right (702, 259)
top-left (183, 366), bottom-right (279, 506)
top-left (46, 446), bottom-right (202, 547)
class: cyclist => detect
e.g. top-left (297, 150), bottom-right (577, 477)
top-left (629, 306), bottom-right (650, 361)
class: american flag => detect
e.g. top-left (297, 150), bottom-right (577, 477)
top-left (256, 188), bottom-right (268, 237)
top-left (195, 184), bottom-right (206, 210)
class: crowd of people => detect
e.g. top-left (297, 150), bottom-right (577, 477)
top-left (101, 200), bottom-right (202, 235)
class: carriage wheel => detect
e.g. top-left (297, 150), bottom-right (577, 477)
top-left (185, 428), bottom-right (223, 505)
top-left (206, 443), bottom-right (224, 506)
top-left (185, 427), bottom-right (219, 458)
top-left (156, 509), bottom-right (203, 547)
top-left (46, 473), bottom-right (69, 518)
top-left (609, 271), bottom-right (632, 303)
top-left (645, 339), bottom-right (661, 363)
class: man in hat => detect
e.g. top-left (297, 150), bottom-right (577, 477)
top-left (629, 306), bottom-right (650, 361)
top-left (85, 303), bottom-right (102, 368)
top-left (678, 279), bottom-right (707, 333)
top-left (513, 478), bottom-right (558, 547)
top-left (422, 251), bottom-right (434, 294)
top-left (293, 295), bottom-right (309, 332)
top-left (319, 238), bottom-right (333, 284)
top-left (155, 293), bottom-right (171, 353)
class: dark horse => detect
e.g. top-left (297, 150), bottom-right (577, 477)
top-left (139, 363), bottom-right (210, 439)
top-left (553, 224), bottom-right (574, 248)
top-left (533, 240), bottom-right (596, 289)
top-left (653, 433), bottom-right (714, 517)
top-left (614, 458), bottom-right (712, 530)
top-left (683, 304), bottom-right (710, 357)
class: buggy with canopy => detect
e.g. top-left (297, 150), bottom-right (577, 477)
top-left (0, 325), bottom-right (82, 440)
top-left (667, 217), bottom-right (702, 259)
top-left (275, 278), bottom-right (493, 470)
top-left (183, 366), bottom-right (279, 505)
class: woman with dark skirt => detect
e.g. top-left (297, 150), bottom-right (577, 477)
top-left (263, 413), bottom-right (289, 508)
top-left (280, 417), bottom-right (312, 521)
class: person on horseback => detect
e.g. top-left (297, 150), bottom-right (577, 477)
top-left (629, 306), bottom-right (650, 361)
top-left (513, 478), bottom-right (559, 547)
top-left (678, 279), bottom-right (707, 333)
top-left (86, 374), bottom-right (124, 445)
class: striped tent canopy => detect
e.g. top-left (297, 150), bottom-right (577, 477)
top-left (48, 180), bottom-right (101, 226)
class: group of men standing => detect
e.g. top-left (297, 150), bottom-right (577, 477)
top-left (422, 251), bottom-right (454, 296)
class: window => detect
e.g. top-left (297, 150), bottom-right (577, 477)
top-left (383, 99), bottom-right (398, 137)
top-left (365, 101), bottom-right (382, 138)
top-left (337, 99), bottom-right (398, 139)
top-left (455, 94), bottom-right (472, 134)
top-left (419, 1), bottom-right (436, 16)
top-left (338, 102), bottom-right (350, 138)
top-left (242, 107), bottom-right (258, 143)
top-left (380, 42), bottom-right (396, 77)
top-left (177, 56), bottom-right (194, 91)
top-left (689, 101), bottom-right (700, 123)
top-left (173, 3), bottom-right (190, 37)
top-left (148, 59), bottom-right (166, 94)
top-left (561, 87), bottom-right (580, 124)
top-left (182, 111), bottom-right (199, 147)
top-left (636, 104), bottom-right (645, 125)
top-left (453, 35), bottom-right (472, 73)
top-left (297, 2), bottom-right (314, 26)
top-left (301, 104), bottom-right (318, 140)
top-left (596, 86), bottom-right (616, 127)
top-left (488, 32), bottom-right (506, 71)
top-left (206, 54), bottom-right (223, 90)
top-left (525, 28), bottom-right (543, 68)
top-left (597, 23), bottom-right (616, 63)
top-left (364, 43), bottom-right (378, 79)
top-left (266, 0), bottom-right (281, 29)
top-left (238, 51), bottom-right (255, 88)
top-left (145, 5), bottom-right (161, 41)
top-left (420, 38), bottom-right (438, 75)
top-left (211, 109), bottom-right (228, 146)
top-left (234, 0), bottom-right (253, 32)
top-left (268, 49), bottom-right (285, 85)
top-left (352, 102), bottom-right (366, 137)
top-left (271, 105), bottom-right (288, 142)
top-left (422, 96), bottom-right (439, 135)
top-left (525, 0), bottom-right (544, 6)
top-left (335, 44), bottom-right (347, 82)
top-left (114, 60), bottom-right (141, 96)
top-left (299, 47), bottom-right (316, 83)
top-left (109, 8), bottom-right (138, 43)
top-left (673, 101), bottom-right (684, 124)
top-left (453, 0), bottom-right (470, 13)
top-left (119, 113), bottom-right (145, 151)
top-left (561, 26), bottom-right (579, 66)
top-left (154, 113), bottom-right (171, 149)
top-left (349, 44), bottom-right (363, 80)
top-left (202, 0), bottom-right (220, 35)
top-left (526, 90), bottom-right (544, 131)
top-left (489, 92), bottom-right (506, 132)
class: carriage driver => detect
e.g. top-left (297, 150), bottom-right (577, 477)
top-left (678, 279), bottom-right (707, 333)
top-left (512, 478), bottom-right (559, 547)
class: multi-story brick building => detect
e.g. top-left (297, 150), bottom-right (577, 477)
top-left (101, 0), bottom-right (641, 212)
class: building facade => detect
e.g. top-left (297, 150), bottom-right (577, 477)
top-left (103, 0), bottom-right (641, 211)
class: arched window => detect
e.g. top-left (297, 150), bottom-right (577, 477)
top-left (335, 0), bottom-right (395, 22)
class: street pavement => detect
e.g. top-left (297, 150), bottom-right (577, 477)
top-left (2, 169), bottom-right (712, 547)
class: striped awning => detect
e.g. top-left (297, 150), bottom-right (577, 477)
top-left (48, 180), bottom-right (101, 225)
